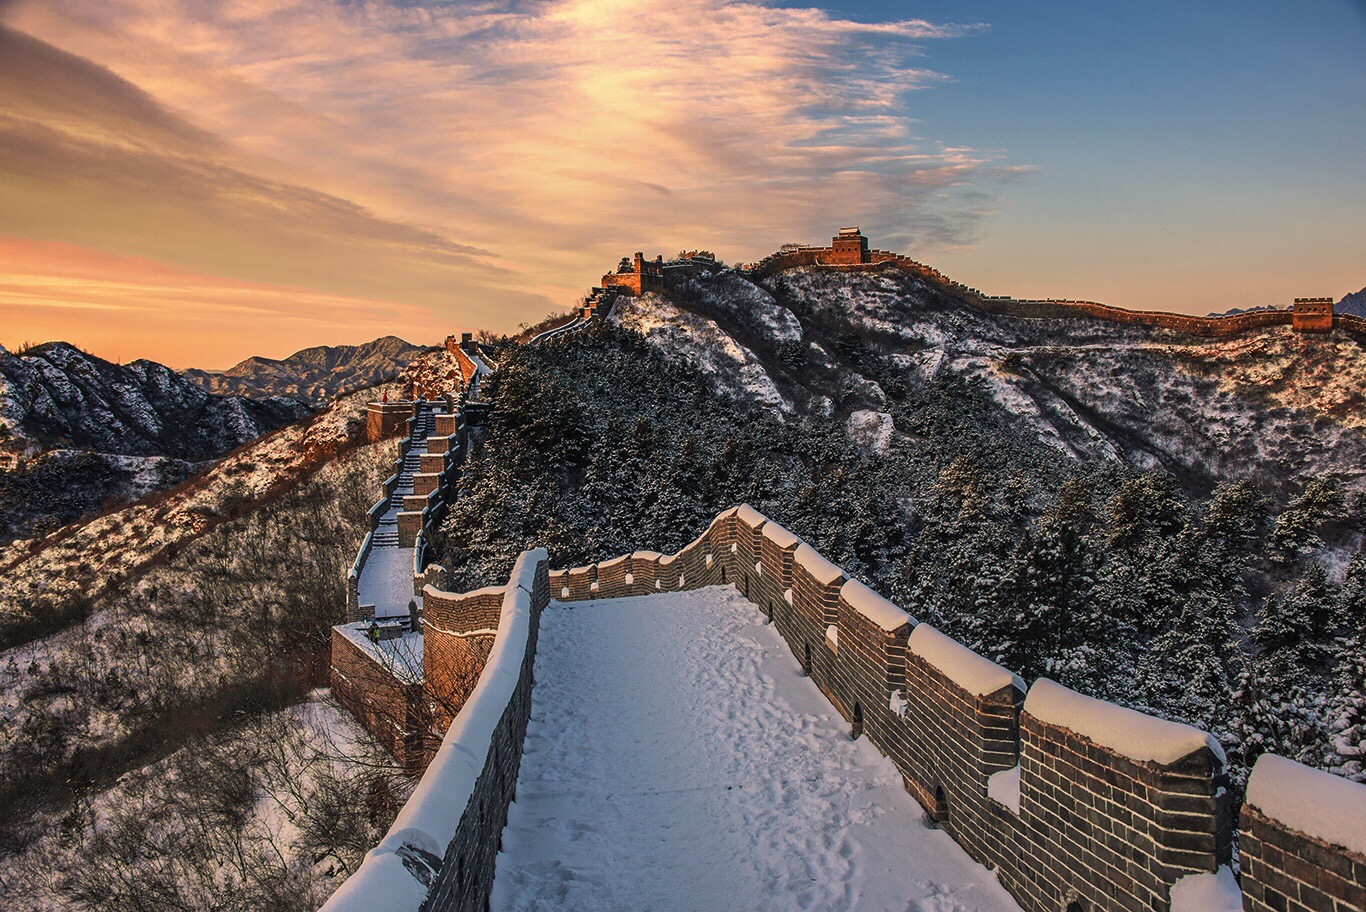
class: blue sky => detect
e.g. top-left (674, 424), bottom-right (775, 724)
top-left (814, 1), bottom-right (1366, 304)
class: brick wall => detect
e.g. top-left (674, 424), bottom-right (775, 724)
top-left (321, 551), bottom-right (550, 912)
top-left (743, 235), bottom-right (1348, 340)
top-left (366, 401), bottom-right (415, 442)
top-left (548, 506), bottom-right (1365, 912)
top-left (330, 629), bottom-right (425, 771)
top-left (1239, 754), bottom-right (1366, 912)
top-left (422, 584), bottom-right (506, 733)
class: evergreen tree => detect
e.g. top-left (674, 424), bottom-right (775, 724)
top-left (1328, 555), bottom-right (1366, 781)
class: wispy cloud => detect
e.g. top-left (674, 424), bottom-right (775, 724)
top-left (1, 0), bottom-right (1012, 361)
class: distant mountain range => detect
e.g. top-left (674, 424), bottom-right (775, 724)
top-left (1339, 287), bottom-right (1366, 318)
top-left (1, 342), bottom-right (308, 460)
top-left (0, 342), bottom-right (311, 542)
top-left (184, 335), bottom-right (428, 405)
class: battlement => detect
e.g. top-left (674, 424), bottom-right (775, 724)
top-left (327, 501), bottom-right (1366, 912)
top-left (601, 251), bottom-right (665, 296)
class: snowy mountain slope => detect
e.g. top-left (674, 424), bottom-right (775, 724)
top-left (184, 335), bottom-right (428, 406)
top-left (0, 342), bottom-right (309, 459)
top-left (613, 263), bottom-right (1366, 496)
top-left (0, 346), bottom-right (456, 649)
top-left (613, 295), bottom-right (792, 414)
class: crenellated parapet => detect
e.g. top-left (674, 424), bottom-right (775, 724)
top-left (547, 505), bottom-right (1364, 912)
top-left (742, 228), bottom-right (1348, 339)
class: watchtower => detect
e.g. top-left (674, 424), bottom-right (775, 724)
top-left (829, 227), bottom-right (870, 265)
top-left (1292, 297), bottom-right (1334, 333)
top-left (601, 252), bottom-right (664, 296)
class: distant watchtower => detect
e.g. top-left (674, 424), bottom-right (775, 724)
top-left (601, 252), bottom-right (664, 296)
top-left (829, 227), bottom-right (870, 265)
top-left (1292, 297), bottom-right (1334, 333)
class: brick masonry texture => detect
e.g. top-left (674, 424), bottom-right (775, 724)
top-left (1239, 806), bottom-right (1366, 912)
top-left (330, 629), bottom-right (426, 771)
top-left (552, 506), bottom-right (1365, 912)
top-left (322, 554), bottom-right (550, 912)
top-left (420, 557), bottom-right (549, 912)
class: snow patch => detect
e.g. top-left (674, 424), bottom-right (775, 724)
top-left (910, 624), bottom-right (1024, 697)
top-left (846, 409), bottom-right (895, 453)
top-left (889, 688), bottom-right (908, 717)
top-left (795, 543), bottom-right (846, 586)
top-left (1169, 866), bottom-right (1242, 912)
top-left (735, 503), bottom-right (768, 528)
top-left (987, 765), bottom-right (1021, 815)
top-left (1245, 753), bottom-right (1366, 857)
top-left (761, 520), bottom-right (801, 550)
top-left (1025, 678), bottom-right (1226, 766)
top-left (840, 578), bottom-right (914, 632)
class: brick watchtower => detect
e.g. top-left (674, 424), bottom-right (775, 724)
top-left (1292, 297), bottom-right (1334, 333)
top-left (828, 227), bottom-right (870, 265)
top-left (601, 252), bottom-right (664, 296)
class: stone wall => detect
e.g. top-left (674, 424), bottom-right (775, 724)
top-left (551, 505), bottom-right (1364, 912)
top-left (330, 628), bottom-right (425, 771)
top-left (1239, 753), bottom-right (1366, 912)
top-left (321, 550), bottom-right (550, 912)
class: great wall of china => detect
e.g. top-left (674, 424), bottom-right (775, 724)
top-left (319, 240), bottom-right (1365, 912)
top-left (587, 227), bottom-right (1364, 341)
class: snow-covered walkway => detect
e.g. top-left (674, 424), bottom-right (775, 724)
top-left (357, 401), bottom-right (435, 619)
top-left (491, 587), bottom-right (1024, 912)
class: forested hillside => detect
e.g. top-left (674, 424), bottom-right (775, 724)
top-left (437, 321), bottom-right (1364, 801)
top-left (0, 377), bottom-right (430, 911)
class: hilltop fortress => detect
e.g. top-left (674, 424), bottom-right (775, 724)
top-left (593, 227), bottom-right (1358, 339)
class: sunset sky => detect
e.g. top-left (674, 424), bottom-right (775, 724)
top-left (1, 0), bottom-right (1362, 368)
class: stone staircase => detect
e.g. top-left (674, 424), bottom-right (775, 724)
top-left (372, 402), bottom-right (436, 547)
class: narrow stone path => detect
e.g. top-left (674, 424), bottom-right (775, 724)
top-left (357, 401), bottom-right (435, 619)
top-left (491, 587), bottom-right (1024, 912)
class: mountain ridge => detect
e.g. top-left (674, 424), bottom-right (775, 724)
top-left (605, 262), bottom-right (1366, 499)
top-left (184, 335), bottom-right (428, 405)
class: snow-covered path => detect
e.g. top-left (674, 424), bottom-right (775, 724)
top-left (491, 587), bottom-right (1024, 912)
top-left (357, 401), bottom-right (434, 619)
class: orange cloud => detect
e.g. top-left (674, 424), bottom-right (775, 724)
top-left (0, 1), bottom-right (1009, 363)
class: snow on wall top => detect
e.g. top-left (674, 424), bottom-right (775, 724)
top-left (761, 521), bottom-right (802, 550)
top-left (1245, 753), bottom-right (1366, 858)
top-left (321, 548), bottom-right (547, 912)
top-left (841, 578), bottom-right (914, 632)
top-left (909, 624), bottom-right (1022, 696)
top-left (794, 543), bottom-right (846, 586)
top-left (735, 503), bottom-right (767, 528)
top-left (632, 550), bottom-right (663, 562)
top-left (1025, 678), bottom-right (1226, 766)
top-left (598, 555), bottom-right (628, 572)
